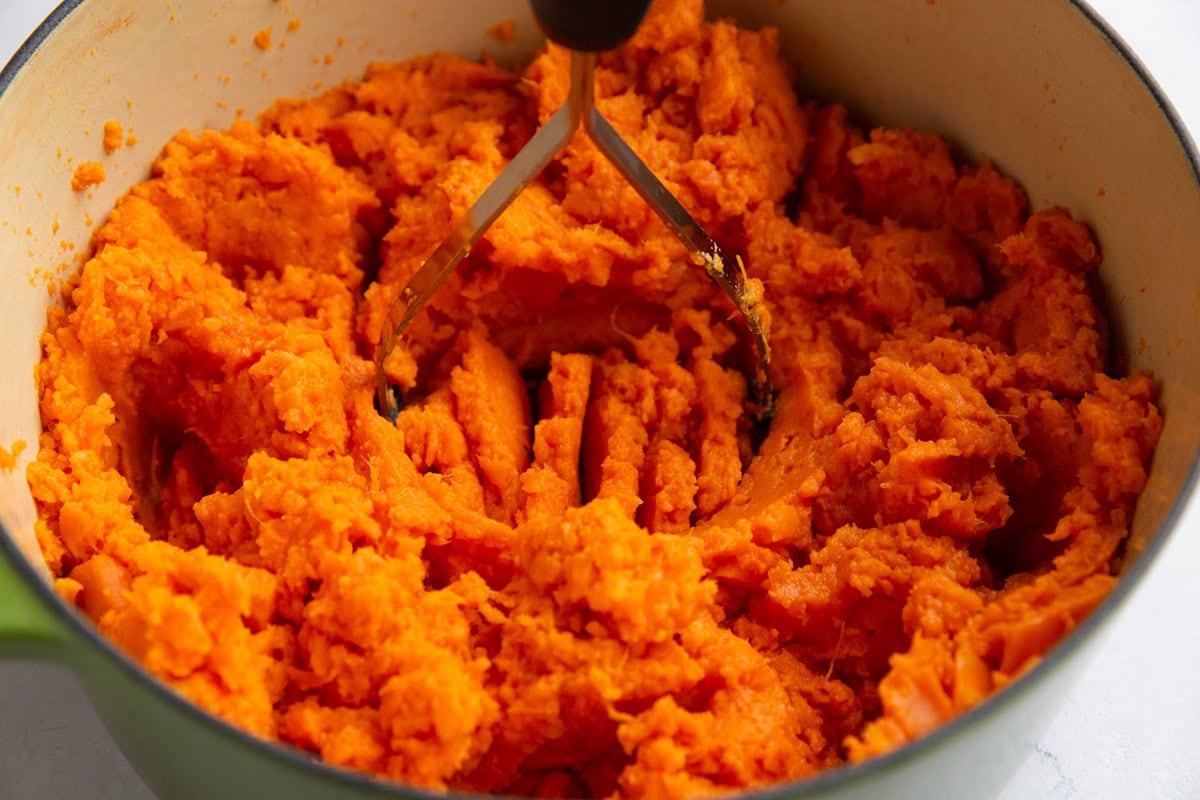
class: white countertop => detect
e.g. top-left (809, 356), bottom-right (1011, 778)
top-left (1, 1), bottom-right (1198, 798)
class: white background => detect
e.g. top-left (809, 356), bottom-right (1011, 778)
top-left (1, 1), bottom-right (1198, 798)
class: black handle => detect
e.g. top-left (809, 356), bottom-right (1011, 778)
top-left (530, 0), bottom-right (653, 52)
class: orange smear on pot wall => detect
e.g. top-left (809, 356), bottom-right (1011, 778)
top-left (103, 119), bottom-right (125, 154)
top-left (488, 20), bottom-right (516, 44)
top-left (70, 160), bottom-right (106, 191)
top-left (28, 0), bottom-right (1160, 797)
top-left (0, 440), bottom-right (26, 471)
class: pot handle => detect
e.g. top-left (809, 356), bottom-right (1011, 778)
top-left (0, 543), bottom-right (73, 660)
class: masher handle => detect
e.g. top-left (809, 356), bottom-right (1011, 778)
top-left (530, 0), bottom-right (653, 52)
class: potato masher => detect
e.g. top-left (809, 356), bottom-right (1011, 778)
top-left (373, 0), bottom-right (774, 426)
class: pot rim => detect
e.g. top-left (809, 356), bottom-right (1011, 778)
top-left (2, 1), bottom-right (1197, 798)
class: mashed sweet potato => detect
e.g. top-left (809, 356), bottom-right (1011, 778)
top-left (28, 0), bottom-right (1161, 797)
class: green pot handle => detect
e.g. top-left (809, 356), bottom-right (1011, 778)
top-left (0, 542), bottom-right (74, 660)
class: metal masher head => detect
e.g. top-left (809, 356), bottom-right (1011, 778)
top-left (374, 0), bottom-right (774, 427)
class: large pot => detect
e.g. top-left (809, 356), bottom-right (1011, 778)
top-left (1, 1), bottom-right (1197, 799)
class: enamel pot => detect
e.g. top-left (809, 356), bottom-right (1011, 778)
top-left (1, 1), bottom-right (1197, 799)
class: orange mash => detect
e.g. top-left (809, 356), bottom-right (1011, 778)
top-left (28, 0), bottom-right (1161, 797)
